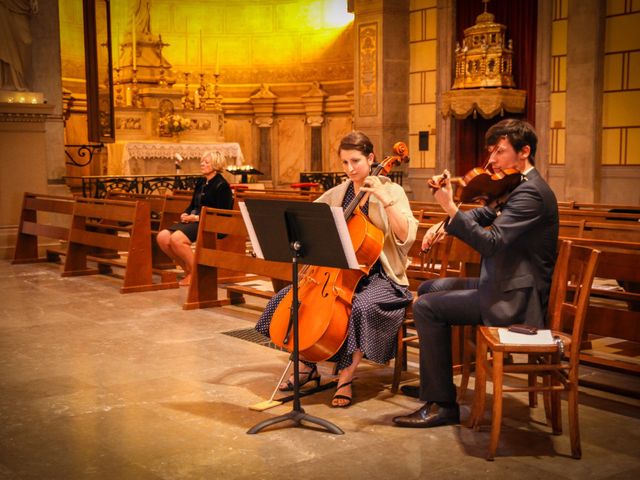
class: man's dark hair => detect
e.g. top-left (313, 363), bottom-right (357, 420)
top-left (485, 119), bottom-right (538, 165)
top-left (338, 131), bottom-right (375, 157)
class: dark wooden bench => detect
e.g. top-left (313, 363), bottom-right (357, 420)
top-left (61, 197), bottom-right (175, 293)
top-left (105, 191), bottom-right (166, 231)
top-left (580, 221), bottom-right (640, 243)
top-left (12, 192), bottom-right (75, 264)
top-left (560, 237), bottom-right (640, 341)
top-left (183, 206), bottom-right (291, 310)
top-left (570, 202), bottom-right (640, 213)
top-left (559, 208), bottom-right (640, 223)
top-left (234, 190), bottom-right (319, 203)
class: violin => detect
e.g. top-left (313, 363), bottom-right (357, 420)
top-left (422, 166), bottom-right (523, 254)
top-left (428, 166), bottom-right (523, 205)
top-left (269, 142), bottom-right (410, 362)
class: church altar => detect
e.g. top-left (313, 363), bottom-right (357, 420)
top-left (108, 141), bottom-right (245, 175)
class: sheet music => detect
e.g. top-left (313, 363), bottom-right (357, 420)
top-left (498, 328), bottom-right (555, 345)
top-left (330, 206), bottom-right (360, 270)
top-left (239, 202), bottom-right (264, 259)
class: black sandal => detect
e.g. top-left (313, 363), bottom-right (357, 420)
top-left (331, 381), bottom-right (353, 408)
top-left (278, 365), bottom-right (321, 392)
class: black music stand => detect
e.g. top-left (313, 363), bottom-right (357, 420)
top-left (240, 199), bottom-right (359, 435)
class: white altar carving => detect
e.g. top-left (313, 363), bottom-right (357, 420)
top-left (118, 141), bottom-right (245, 175)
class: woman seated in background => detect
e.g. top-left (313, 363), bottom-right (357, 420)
top-left (156, 150), bottom-right (234, 286)
top-left (255, 131), bottom-right (418, 408)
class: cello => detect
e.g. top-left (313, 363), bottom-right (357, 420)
top-left (269, 142), bottom-right (410, 363)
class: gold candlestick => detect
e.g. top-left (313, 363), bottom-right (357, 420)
top-left (131, 68), bottom-right (142, 108)
top-left (113, 68), bottom-right (124, 107)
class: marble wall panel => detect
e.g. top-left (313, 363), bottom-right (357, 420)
top-left (224, 117), bottom-right (254, 167)
top-left (276, 116), bottom-right (306, 184)
top-left (326, 115), bottom-right (354, 172)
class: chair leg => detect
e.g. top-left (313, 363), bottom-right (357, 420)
top-left (528, 373), bottom-right (537, 407)
top-left (527, 354), bottom-right (538, 407)
top-left (391, 329), bottom-right (404, 394)
top-left (542, 374), bottom-right (553, 426)
top-left (467, 333), bottom-right (487, 430)
top-left (487, 351), bottom-right (504, 461)
top-left (567, 383), bottom-right (582, 459)
top-left (550, 373), bottom-right (562, 435)
top-left (457, 325), bottom-right (474, 403)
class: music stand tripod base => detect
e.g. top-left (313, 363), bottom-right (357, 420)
top-left (247, 407), bottom-right (344, 435)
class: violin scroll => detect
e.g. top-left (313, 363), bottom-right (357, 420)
top-left (377, 141), bottom-right (409, 176)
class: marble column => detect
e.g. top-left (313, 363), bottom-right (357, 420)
top-left (435, 0), bottom-right (456, 174)
top-left (564, 0), bottom-right (604, 202)
top-left (250, 85), bottom-right (277, 181)
top-left (302, 82), bottom-right (327, 171)
top-left (352, 0), bottom-right (409, 157)
top-left (534, 0), bottom-right (553, 181)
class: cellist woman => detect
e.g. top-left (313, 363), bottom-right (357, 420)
top-left (255, 131), bottom-right (418, 408)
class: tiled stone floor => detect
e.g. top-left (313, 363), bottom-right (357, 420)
top-left (0, 261), bottom-right (639, 479)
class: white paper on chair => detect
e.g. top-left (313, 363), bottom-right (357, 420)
top-left (498, 328), bottom-right (555, 345)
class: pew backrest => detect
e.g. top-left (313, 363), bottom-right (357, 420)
top-left (12, 192), bottom-right (75, 264)
top-left (184, 206), bottom-right (291, 310)
top-left (61, 197), bottom-right (158, 293)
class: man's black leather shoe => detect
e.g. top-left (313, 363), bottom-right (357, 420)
top-left (392, 402), bottom-right (460, 428)
top-left (400, 384), bottom-right (420, 398)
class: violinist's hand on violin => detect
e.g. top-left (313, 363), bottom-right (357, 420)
top-left (430, 170), bottom-right (458, 218)
top-left (422, 221), bottom-right (447, 252)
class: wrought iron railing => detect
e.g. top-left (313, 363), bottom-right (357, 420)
top-left (65, 174), bottom-right (202, 198)
top-left (300, 170), bottom-right (403, 191)
top-left (64, 143), bottom-right (104, 167)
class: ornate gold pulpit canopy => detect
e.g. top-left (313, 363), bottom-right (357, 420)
top-left (441, 0), bottom-right (526, 119)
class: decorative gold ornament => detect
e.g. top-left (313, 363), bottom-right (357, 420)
top-left (441, 0), bottom-right (526, 119)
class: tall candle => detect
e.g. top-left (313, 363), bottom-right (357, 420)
top-left (114, 22), bottom-right (119, 69)
top-left (215, 42), bottom-right (220, 75)
top-left (199, 30), bottom-right (203, 72)
top-left (132, 17), bottom-right (137, 69)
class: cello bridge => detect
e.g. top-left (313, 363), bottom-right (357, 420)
top-left (300, 273), bottom-right (319, 285)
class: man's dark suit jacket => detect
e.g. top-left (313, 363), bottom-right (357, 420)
top-left (445, 168), bottom-right (559, 328)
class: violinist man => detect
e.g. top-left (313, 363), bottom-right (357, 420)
top-left (393, 118), bottom-right (559, 428)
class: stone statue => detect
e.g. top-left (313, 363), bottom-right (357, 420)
top-left (0, 0), bottom-right (38, 91)
top-left (132, 0), bottom-right (151, 36)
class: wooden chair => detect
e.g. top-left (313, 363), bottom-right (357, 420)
top-left (467, 240), bottom-right (601, 460)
